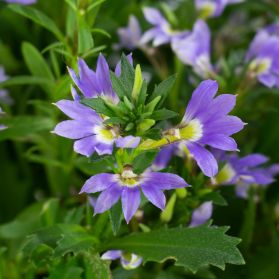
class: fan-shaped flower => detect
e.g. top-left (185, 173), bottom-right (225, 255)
top-left (214, 152), bottom-right (279, 199)
top-left (246, 23), bottom-right (279, 88)
top-left (140, 7), bottom-right (188, 47)
top-left (171, 20), bottom-right (213, 78)
top-left (80, 166), bottom-right (188, 223)
top-left (101, 250), bottom-right (142, 270)
top-left (155, 80), bottom-right (244, 177)
top-left (53, 54), bottom-right (140, 156)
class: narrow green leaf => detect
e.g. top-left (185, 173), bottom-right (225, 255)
top-left (78, 17), bottom-right (94, 54)
top-left (0, 76), bottom-right (51, 88)
top-left (149, 75), bottom-right (176, 107)
top-left (131, 64), bottom-right (143, 102)
top-left (81, 98), bottom-right (115, 117)
top-left (8, 5), bottom-right (64, 41)
top-left (109, 201), bottom-right (123, 235)
top-left (151, 109), bottom-right (178, 121)
top-left (103, 226), bottom-right (245, 273)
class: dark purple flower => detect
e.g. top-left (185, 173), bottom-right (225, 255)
top-left (195, 0), bottom-right (243, 18)
top-left (0, 66), bottom-right (13, 105)
top-left (80, 166), bottom-right (188, 223)
top-left (246, 24), bottom-right (279, 88)
top-left (116, 15), bottom-right (144, 50)
top-left (159, 80), bottom-right (244, 177)
top-left (5, 0), bottom-right (36, 4)
top-left (171, 20), bottom-right (213, 78)
top-left (189, 201), bottom-right (213, 227)
top-left (140, 7), bottom-right (188, 47)
top-left (101, 250), bottom-right (142, 270)
top-left (214, 152), bottom-right (279, 199)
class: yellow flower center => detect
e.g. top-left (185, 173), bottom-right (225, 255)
top-left (119, 166), bottom-right (140, 187)
top-left (249, 58), bottom-right (271, 75)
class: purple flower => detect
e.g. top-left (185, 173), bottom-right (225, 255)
top-left (0, 66), bottom-right (13, 105)
top-left (171, 20), bottom-right (213, 78)
top-left (101, 250), bottom-right (142, 270)
top-left (140, 7), bottom-right (188, 47)
top-left (160, 80), bottom-right (244, 177)
top-left (116, 15), bottom-right (144, 50)
top-left (214, 152), bottom-right (279, 199)
top-left (80, 166), bottom-right (188, 223)
top-left (53, 87), bottom-right (140, 157)
top-left (5, 0), bottom-right (36, 4)
top-left (54, 54), bottom-right (140, 156)
top-left (246, 24), bottom-right (279, 88)
top-left (195, 0), bottom-right (243, 18)
top-left (189, 201), bottom-right (213, 227)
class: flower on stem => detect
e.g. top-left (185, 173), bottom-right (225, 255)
top-left (53, 54), bottom-right (140, 157)
top-left (116, 15), bottom-right (145, 50)
top-left (101, 250), bottom-right (142, 270)
top-left (171, 20), bottom-right (214, 78)
top-left (195, 0), bottom-right (244, 19)
top-left (214, 152), bottom-right (279, 199)
top-left (189, 201), bottom-right (213, 227)
top-left (246, 24), bottom-right (279, 88)
top-left (80, 165), bottom-right (188, 223)
top-left (149, 80), bottom-right (244, 177)
top-left (140, 7), bottom-right (188, 47)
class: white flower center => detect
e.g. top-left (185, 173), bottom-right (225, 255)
top-left (94, 125), bottom-right (116, 144)
top-left (179, 119), bottom-right (203, 142)
top-left (118, 167), bottom-right (141, 187)
top-left (214, 163), bottom-right (236, 184)
top-left (249, 58), bottom-right (272, 75)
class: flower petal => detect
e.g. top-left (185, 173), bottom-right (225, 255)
top-left (182, 80), bottom-right (218, 124)
top-left (115, 136), bottom-right (141, 148)
top-left (101, 250), bottom-right (122, 260)
top-left (74, 135), bottom-right (97, 157)
top-left (189, 201), bottom-right (213, 227)
top-left (141, 185), bottom-right (166, 210)
top-left (121, 187), bottom-right (141, 223)
top-left (200, 134), bottom-right (238, 151)
top-left (94, 184), bottom-right (122, 214)
top-left (238, 154), bottom-right (268, 168)
top-left (143, 172), bottom-right (188, 190)
top-left (52, 120), bottom-right (93, 139)
top-left (54, 100), bottom-right (101, 122)
top-left (95, 141), bottom-right (114, 155)
top-left (187, 142), bottom-right (218, 177)
top-left (80, 173), bottom-right (117, 194)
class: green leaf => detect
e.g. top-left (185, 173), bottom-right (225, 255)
top-left (133, 150), bottom-right (158, 174)
top-left (131, 64), bottom-right (143, 102)
top-left (149, 75), bottom-right (176, 108)
top-left (151, 109), bottom-right (178, 121)
top-left (109, 201), bottom-right (123, 236)
top-left (0, 116), bottom-right (54, 141)
top-left (103, 117), bottom-right (126, 125)
top-left (81, 98), bottom-right (115, 117)
top-left (0, 76), bottom-right (51, 87)
top-left (78, 17), bottom-right (94, 54)
top-left (202, 191), bottom-right (228, 206)
top-left (8, 5), bottom-right (64, 41)
top-left (103, 226), bottom-right (245, 273)
top-left (23, 224), bottom-right (98, 259)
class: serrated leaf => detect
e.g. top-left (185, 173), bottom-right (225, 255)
top-left (151, 109), bottom-right (178, 121)
top-left (103, 226), bottom-right (245, 273)
top-left (8, 5), bottom-right (64, 41)
top-left (81, 97), bottom-right (115, 117)
top-left (23, 224), bottom-right (98, 259)
top-left (149, 75), bottom-right (176, 108)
